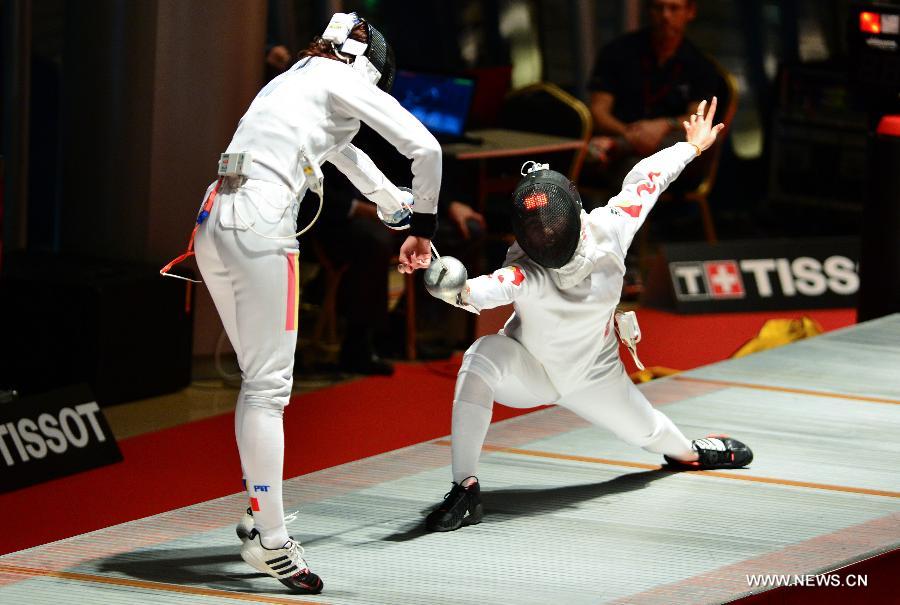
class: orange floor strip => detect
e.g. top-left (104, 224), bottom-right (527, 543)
top-left (433, 440), bottom-right (900, 499)
top-left (0, 563), bottom-right (323, 605)
top-left (672, 375), bottom-right (900, 405)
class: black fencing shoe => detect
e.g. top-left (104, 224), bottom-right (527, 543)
top-left (665, 436), bottom-right (753, 470)
top-left (240, 529), bottom-right (323, 594)
top-left (425, 478), bottom-right (483, 532)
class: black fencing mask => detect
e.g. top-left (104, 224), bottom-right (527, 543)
top-left (362, 23), bottom-right (395, 92)
top-left (323, 12), bottom-right (396, 92)
top-left (511, 163), bottom-right (583, 269)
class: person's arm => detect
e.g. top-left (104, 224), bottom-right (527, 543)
top-left (325, 143), bottom-right (409, 218)
top-left (600, 97), bottom-right (724, 252)
top-left (590, 91), bottom-right (629, 138)
top-left (326, 143), bottom-right (432, 272)
top-left (587, 38), bottom-right (629, 138)
top-left (329, 77), bottom-right (442, 238)
top-left (626, 98), bottom-right (702, 156)
top-left (459, 263), bottom-right (541, 313)
top-left (446, 201), bottom-right (486, 239)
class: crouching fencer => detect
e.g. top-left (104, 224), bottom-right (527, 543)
top-left (423, 98), bottom-right (753, 533)
top-left (162, 13), bottom-right (441, 594)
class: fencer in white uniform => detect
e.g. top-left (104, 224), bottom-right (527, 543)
top-left (424, 98), bottom-right (753, 533)
top-left (169, 14), bottom-right (440, 593)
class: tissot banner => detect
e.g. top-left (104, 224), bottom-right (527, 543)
top-left (0, 385), bottom-right (123, 492)
top-left (659, 238), bottom-right (859, 313)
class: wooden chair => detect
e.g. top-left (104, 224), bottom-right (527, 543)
top-left (473, 82), bottom-right (593, 247)
top-left (309, 240), bottom-right (348, 352)
top-left (307, 242), bottom-right (417, 361)
top-left (660, 60), bottom-right (739, 244)
top-left (499, 82), bottom-right (594, 183)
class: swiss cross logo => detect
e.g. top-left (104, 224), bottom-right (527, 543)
top-left (670, 260), bottom-right (745, 300)
top-left (704, 261), bottom-right (744, 298)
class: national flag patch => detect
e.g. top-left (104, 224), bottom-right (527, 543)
top-left (613, 200), bottom-right (643, 218)
top-left (495, 265), bottom-right (526, 286)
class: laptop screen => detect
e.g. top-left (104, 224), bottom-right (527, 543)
top-left (392, 71), bottom-right (476, 137)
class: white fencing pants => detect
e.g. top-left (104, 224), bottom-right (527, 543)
top-left (452, 334), bottom-right (694, 482)
top-left (194, 178), bottom-right (301, 548)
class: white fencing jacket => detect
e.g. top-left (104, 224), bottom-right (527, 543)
top-left (462, 143), bottom-right (697, 393)
top-left (225, 56), bottom-right (441, 217)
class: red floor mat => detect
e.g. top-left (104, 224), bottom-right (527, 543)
top-left (0, 359), bottom-right (536, 555)
top-left (616, 307), bottom-right (856, 373)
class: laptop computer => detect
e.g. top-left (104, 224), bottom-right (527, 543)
top-left (392, 70), bottom-right (481, 144)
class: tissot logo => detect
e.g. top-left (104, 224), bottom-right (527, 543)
top-left (0, 386), bottom-right (122, 493)
top-left (0, 402), bottom-right (107, 465)
top-left (705, 261), bottom-right (745, 298)
top-left (658, 239), bottom-right (859, 313)
top-left (671, 255), bottom-right (858, 302)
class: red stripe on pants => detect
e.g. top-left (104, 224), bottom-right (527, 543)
top-left (285, 254), bottom-right (299, 331)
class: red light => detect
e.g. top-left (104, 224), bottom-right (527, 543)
top-left (860, 11), bottom-right (881, 33)
top-left (523, 192), bottom-right (549, 210)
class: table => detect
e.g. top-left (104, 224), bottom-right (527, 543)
top-left (441, 128), bottom-right (587, 211)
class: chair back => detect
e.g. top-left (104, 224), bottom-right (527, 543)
top-left (499, 82), bottom-right (593, 183)
top-left (694, 58), bottom-right (738, 197)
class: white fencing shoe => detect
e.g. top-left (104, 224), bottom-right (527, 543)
top-left (240, 529), bottom-right (323, 594)
top-left (235, 507), bottom-right (254, 542)
top-left (235, 508), bottom-right (298, 543)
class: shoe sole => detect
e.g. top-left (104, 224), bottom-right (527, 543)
top-left (241, 544), bottom-right (322, 594)
top-left (426, 503), bottom-right (484, 532)
top-left (664, 454), bottom-right (753, 470)
top-left (278, 576), bottom-right (324, 595)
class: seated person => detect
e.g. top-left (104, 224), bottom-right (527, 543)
top-left (387, 158), bottom-right (488, 358)
top-left (586, 0), bottom-right (720, 195)
top-left (300, 164), bottom-right (396, 375)
top-left (418, 159), bottom-right (487, 356)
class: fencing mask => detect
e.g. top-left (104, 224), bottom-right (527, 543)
top-left (322, 13), bottom-right (396, 92)
top-left (510, 162), bottom-right (583, 269)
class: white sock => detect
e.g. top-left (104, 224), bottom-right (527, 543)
top-left (451, 371), bottom-right (494, 483)
top-left (235, 388), bottom-right (248, 488)
top-left (238, 400), bottom-right (289, 548)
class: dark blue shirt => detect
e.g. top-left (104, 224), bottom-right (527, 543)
top-left (589, 28), bottom-right (719, 124)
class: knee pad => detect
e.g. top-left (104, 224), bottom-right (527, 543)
top-left (459, 337), bottom-right (506, 387)
top-left (241, 394), bottom-right (288, 415)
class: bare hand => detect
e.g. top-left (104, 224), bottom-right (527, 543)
top-left (398, 236), bottom-right (432, 273)
top-left (266, 45), bottom-right (292, 71)
top-left (587, 136), bottom-right (617, 164)
top-left (447, 201), bottom-right (485, 239)
top-left (626, 119), bottom-right (669, 156)
top-left (683, 97), bottom-right (725, 153)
